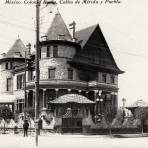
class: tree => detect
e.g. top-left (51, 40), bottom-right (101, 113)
top-left (0, 105), bottom-right (14, 134)
top-left (134, 107), bottom-right (148, 133)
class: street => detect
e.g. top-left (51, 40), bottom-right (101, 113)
top-left (0, 133), bottom-right (148, 148)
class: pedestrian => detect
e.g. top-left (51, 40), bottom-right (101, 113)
top-left (23, 119), bottom-right (29, 137)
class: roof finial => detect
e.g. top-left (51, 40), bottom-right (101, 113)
top-left (18, 34), bottom-right (20, 39)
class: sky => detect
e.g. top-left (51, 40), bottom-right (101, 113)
top-left (0, 0), bottom-right (148, 106)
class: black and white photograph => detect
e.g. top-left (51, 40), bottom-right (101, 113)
top-left (0, 0), bottom-right (148, 147)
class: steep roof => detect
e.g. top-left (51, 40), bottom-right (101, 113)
top-left (6, 39), bottom-right (27, 58)
top-left (75, 24), bottom-right (97, 47)
top-left (50, 94), bottom-right (94, 104)
top-left (127, 100), bottom-right (148, 108)
top-left (46, 12), bottom-right (72, 41)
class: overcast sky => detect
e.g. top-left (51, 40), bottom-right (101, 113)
top-left (0, 0), bottom-right (148, 106)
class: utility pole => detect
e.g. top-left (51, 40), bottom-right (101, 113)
top-left (24, 43), bottom-right (31, 120)
top-left (24, 50), bottom-right (27, 120)
top-left (35, 0), bottom-right (57, 146)
top-left (35, 0), bottom-right (40, 146)
top-left (69, 21), bottom-right (76, 41)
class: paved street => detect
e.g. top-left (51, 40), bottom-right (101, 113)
top-left (0, 133), bottom-right (148, 148)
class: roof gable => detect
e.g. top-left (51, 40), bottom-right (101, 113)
top-left (76, 24), bottom-right (97, 47)
top-left (46, 12), bottom-right (72, 41)
top-left (6, 39), bottom-right (27, 58)
top-left (74, 24), bottom-right (123, 73)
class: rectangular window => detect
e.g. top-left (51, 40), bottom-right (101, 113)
top-left (17, 74), bottom-right (24, 89)
top-left (102, 74), bottom-right (107, 83)
top-left (5, 62), bottom-right (13, 70)
top-left (28, 70), bottom-right (33, 81)
top-left (68, 68), bottom-right (73, 80)
top-left (53, 45), bottom-right (58, 57)
top-left (47, 46), bottom-right (50, 57)
top-left (110, 75), bottom-right (115, 84)
top-left (6, 62), bottom-right (8, 69)
top-left (7, 78), bottom-right (12, 91)
top-left (48, 68), bottom-right (55, 79)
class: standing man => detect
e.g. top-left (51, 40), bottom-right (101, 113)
top-left (23, 119), bottom-right (29, 137)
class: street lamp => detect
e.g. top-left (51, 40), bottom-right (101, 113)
top-left (122, 98), bottom-right (126, 109)
top-left (35, 0), bottom-right (56, 146)
top-left (95, 90), bottom-right (103, 123)
top-left (24, 43), bottom-right (31, 120)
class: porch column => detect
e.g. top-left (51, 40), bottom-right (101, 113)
top-left (26, 90), bottom-right (29, 110)
top-left (33, 89), bottom-right (35, 108)
top-left (94, 90), bottom-right (98, 123)
top-left (55, 88), bottom-right (59, 98)
top-left (42, 89), bottom-right (46, 108)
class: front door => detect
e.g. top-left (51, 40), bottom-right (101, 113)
top-left (62, 118), bottom-right (82, 133)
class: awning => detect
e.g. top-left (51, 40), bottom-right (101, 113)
top-left (50, 94), bottom-right (94, 104)
top-left (0, 94), bottom-right (15, 103)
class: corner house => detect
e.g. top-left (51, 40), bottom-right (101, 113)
top-left (0, 12), bottom-right (123, 133)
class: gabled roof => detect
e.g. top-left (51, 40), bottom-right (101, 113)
top-left (6, 39), bottom-right (27, 58)
top-left (127, 100), bottom-right (148, 108)
top-left (46, 12), bottom-right (72, 41)
top-left (50, 94), bottom-right (94, 104)
top-left (76, 24), bottom-right (97, 47)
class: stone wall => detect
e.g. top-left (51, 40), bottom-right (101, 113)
top-left (39, 58), bottom-right (78, 80)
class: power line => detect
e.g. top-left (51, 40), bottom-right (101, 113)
top-left (86, 43), bottom-right (148, 58)
top-left (0, 13), bottom-right (33, 26)
top-left (0, 19), bottom-right (34, 32)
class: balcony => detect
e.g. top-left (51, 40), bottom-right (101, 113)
top-left (88, 81), bottom-right (118, 91)
top-left (26, 79), bottom-right (87, 89)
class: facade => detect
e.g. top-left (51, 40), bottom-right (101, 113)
top-left (0, 12), bottom-right (123, 132)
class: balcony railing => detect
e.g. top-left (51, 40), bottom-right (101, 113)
top-left (26, 79), bottom-right (87, 88)
top-left (88, 81), bottom-right (118, 90)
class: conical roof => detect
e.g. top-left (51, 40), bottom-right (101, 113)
top-left (46, 12), bottom-right (72, 41)
top-left (6, 39), bottom-right (27, 58)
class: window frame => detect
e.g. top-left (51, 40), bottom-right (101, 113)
top-left (68, 68), bottom-right (73, 80)
top-left (17, 74), bottom-right (24, 89)
top-left (102, 74), bottom-right (107, 83)
top-left (47, 46), bottom-right (51, 57)
top-left (6, 77), bottom-right (12, 91)
top-left (53, 45), bottom-right (58, 58)
top-left (110, 75), bottom-right (115, 84)
top-left (48, 68), bottom-right (56, 79)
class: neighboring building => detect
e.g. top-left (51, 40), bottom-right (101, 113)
top-left (0, 12), bottom-right (123, 132)
top-left (126, 100), bottom-right (148, 132)
top-left (0, 39), bottom-right (29, 112)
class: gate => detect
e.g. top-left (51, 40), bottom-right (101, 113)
top-left (62, 118), bottom-right (82, 133)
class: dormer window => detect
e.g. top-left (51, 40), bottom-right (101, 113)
top-left (58, 34), bottom-right (65, 40)
top-left (14, 52), bottom-right (22, 57)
